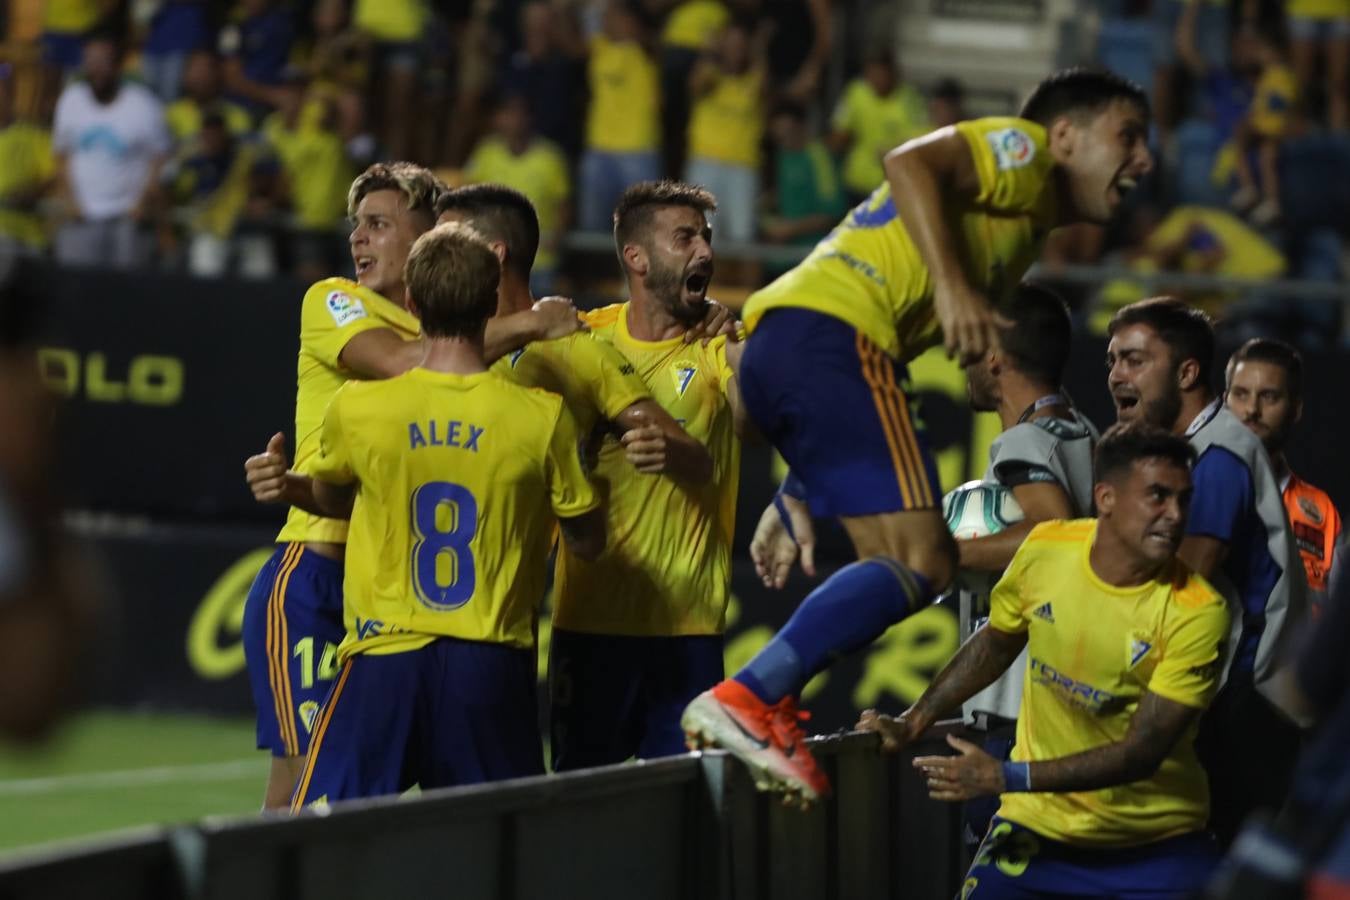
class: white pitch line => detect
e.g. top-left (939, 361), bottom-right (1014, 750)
top-left (0, 759), bottom-right (266, 796)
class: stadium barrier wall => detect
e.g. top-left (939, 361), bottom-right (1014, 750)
top-left (0, 729), bottom-right (968, 900)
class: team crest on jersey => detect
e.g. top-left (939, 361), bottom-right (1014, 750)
top-left (673, 364), bottom-right (698, 396)
top-left (1032, 602), bottom-right (1055, 623)
top-left (507, 348), bottom-right (526, 368)
top-left (299, 700), bottom-right (320, 734)
top-left (326, 290), bottom-right (368, 327)
top-left (1128, 636), bottom-right (1153, 669)
top-left (1298, 495), bottom-right (1324, 525)
top-left (987, 127), bottom-right (1036, 171)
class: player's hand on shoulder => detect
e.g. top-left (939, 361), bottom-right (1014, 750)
top-left (532, 296), bottom-right (588, 341)
top-left (856, 709), bottom-right (920, 753)
top-left (684, 299), bottom-right (740, 346)
top-left (244, 432), bottom-right (290, 503)
top-left (620, 423), bottom-right (668, 474)
top-left (750, 495), bottom-right (816, 589)
top-left (933, 283), bottom-right (1012, 366)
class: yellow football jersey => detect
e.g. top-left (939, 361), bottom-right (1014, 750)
top-left (687, 67), bottom-right (765, 168)
top-left (989, 520), bottom-right (1229, 847)
top-left (585, 34), bottom-right (660, 153)
top-left (276, 278), bottom-right (421, 546)
top-left (742, 117), bottom-right (1057, 362)
top-left (552, 303), bottom-right (740, 636)
top-left (489, 331), bottom-right (651, 442)
top-left (308, 368), bottom-right (600, 658)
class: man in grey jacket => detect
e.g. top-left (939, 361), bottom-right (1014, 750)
top-left (1106, 296), bottom-right (1309, 845)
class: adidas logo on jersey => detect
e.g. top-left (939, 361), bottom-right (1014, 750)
top-left (507, 348), bottom-right (526, 368)
top-left (1033, 602), bottom-right (1055, 623)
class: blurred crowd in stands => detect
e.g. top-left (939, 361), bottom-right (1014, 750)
top-left (0, 0), bottom-right (1347, 342)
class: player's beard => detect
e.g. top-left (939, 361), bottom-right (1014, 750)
top-left (646, 257), bottom-right (704, 325)
top-left (1141, 379), bottom-right (1183, 431)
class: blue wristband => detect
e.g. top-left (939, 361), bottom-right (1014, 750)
top-left (779, 470), bottom-right (807, 501)
top-left (1001, 760), bottom-right (1031, 793)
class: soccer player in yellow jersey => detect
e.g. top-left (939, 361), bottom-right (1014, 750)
top-left (859, 423), bottom-right (1229, 898)
top-left (241, 163), bottom-right (587, 808)
top-left (549, 182), bottom-right (749, 768)
top-left (682, 69), bottom-right (1156, 805)
top-left (275, 223), bottom-right (605, 806)
top-left (433, 183), bottom-right (715, 480)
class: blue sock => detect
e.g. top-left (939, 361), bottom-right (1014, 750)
top-left (733, 557), bottom-right (933, 704)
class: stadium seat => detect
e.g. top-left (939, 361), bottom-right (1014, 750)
top-left (1096, 19), bottom-right (1155, 99)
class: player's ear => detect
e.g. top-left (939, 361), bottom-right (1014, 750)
top-left (1093, 480), bottom-right (1114, 516)
top-left (490, 240), bottom-right (508, 266)
top-left (1047, 115), bottom-right (1077, 160)
top-left (1175, 356), bottom-right (1201, 392)
top-left (621, 242), bottom-right (647, 277)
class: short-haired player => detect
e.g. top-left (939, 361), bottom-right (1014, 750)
top-left (860, 423), bottom-right (1228, 899)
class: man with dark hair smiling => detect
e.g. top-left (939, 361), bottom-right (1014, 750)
top-left (859, 422), bottom-right (1228, 899)
top-left (1105, 296), bottom-right (1309, 844)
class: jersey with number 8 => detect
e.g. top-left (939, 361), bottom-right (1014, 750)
top-left (308, 367), bottom-right (600, 661)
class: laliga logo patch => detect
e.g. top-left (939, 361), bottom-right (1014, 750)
top-left (988, 128), bottom-right (1036, 171)
top-left (326, 290), bottom-right (368, 327)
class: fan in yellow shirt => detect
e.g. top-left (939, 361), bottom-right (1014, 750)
top-left (0, 77), bottom-right (55, 250)
top-left (275, 223), bottom-right (606, 807)
top-left (165, 51), bottom-right (254, 144)
top-left (241, 164), bottom-right (588, 809)
top-left (682, 70), bottom-right (1155, 808)
top-left (685, 21), bottom-right (766, 243)
top-left (828, 50), bottom-right (932, 199)
top-left (549, 181), bottom-right (748, 771)
top-left (464, 96), bottom-right (571, 293)
top-left (579, 3), bottom-right (661, 230)
top-left (860, 423), bottom-right (1228, 897)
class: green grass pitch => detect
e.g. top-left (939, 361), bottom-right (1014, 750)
top-left (0, 710), bottom-right (267, 859)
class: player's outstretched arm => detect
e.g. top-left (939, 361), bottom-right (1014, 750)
top-left (616, 400), bottom-right (715, 484)
top-left (884, 129), bottom-right (1010, 364)
top-left (913, 691), bottom-right (1200, 802)
top-left (959, 481), bottom-right (1074, 572)
top-left (484, 297), bottom-right (587, 363)
top-left (559, 508), bottom-right (606, 561)
top-left (311, 479), bottom-right (355, 520)
top-left (339, 328), bottom-right (424, 379)
top-left (858, 623), bottom-right (1026, 752)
